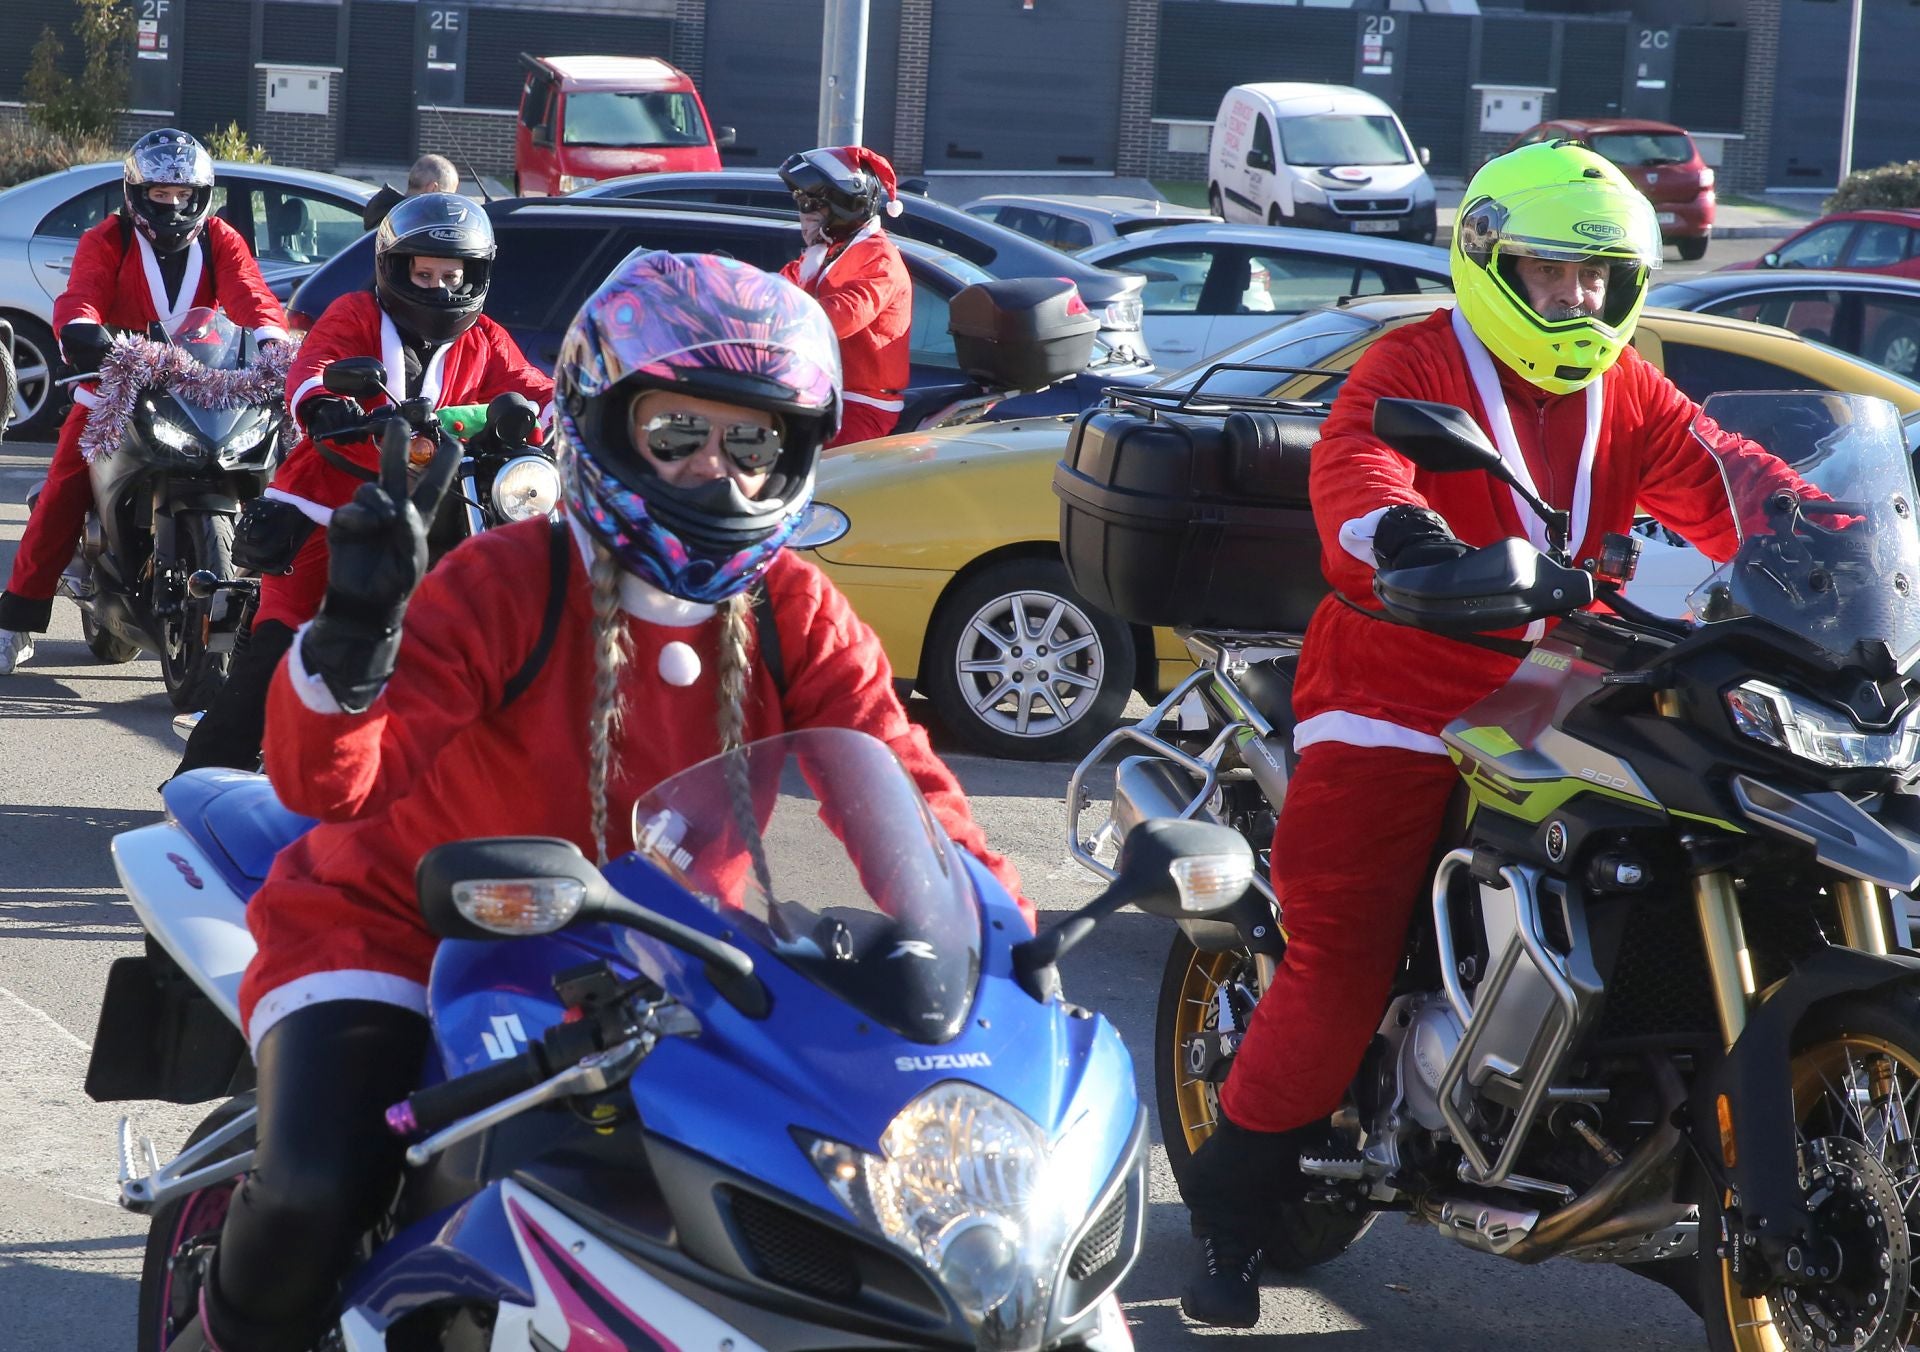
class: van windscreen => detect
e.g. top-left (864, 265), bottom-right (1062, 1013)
top-left (563, 91), bottom-right (708, 148)
top-left (1279, 115), bottom-right (1409, 168)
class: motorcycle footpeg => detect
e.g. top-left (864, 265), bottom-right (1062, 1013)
top-left (1300, 1151), bottom-right (1367, 1181)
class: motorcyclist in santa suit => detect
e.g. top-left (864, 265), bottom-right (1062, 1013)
top-left (162, 250), bottom-right (1027, 1352)
top-left (173, 191), bottom-right (551, 775)
top-left (778, 144), bottom-right (912, 446)
top-left (1178, 140), bottom-right (1818, 1327)
top-left (0, 129), bottom-right (287, 674)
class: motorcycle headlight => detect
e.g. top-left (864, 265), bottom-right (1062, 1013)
top-left (149, 416), bottom-right (206, 459)
top-left (804, 1084), bottom-right (1084, 1351)
top-left (217, 418), bottom-right (270, 464)
top-left (491, 454), bottom-right (561, 522)
top-left (1725, 679), bottom-right (1920, 771)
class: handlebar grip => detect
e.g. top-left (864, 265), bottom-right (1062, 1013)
top-left (388, 1048), bottom-right (548, 1138)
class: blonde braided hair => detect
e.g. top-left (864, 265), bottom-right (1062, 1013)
top-left (586, 543), bottom-right (632, 865)
top-left (716, 588), bottom-right (777, 910)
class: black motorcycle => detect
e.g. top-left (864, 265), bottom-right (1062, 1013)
top-left (56, 308), bottom-right (289, 710)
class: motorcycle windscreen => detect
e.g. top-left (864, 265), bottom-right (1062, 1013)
top-left (165, 306), bottom-right (250, 443)
top-left (1688, 391), bottom-right (1920, 670)
top-left (629, 727), bottom-right (983, 1044)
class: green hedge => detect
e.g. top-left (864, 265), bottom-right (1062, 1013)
top-left (1827, 161), bottom-right (1920, 213)
top-left (0, 122), bottom-right (115, 190)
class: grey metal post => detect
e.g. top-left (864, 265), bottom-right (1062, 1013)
top-left (818, 0), bottom-right (870, 147)
top-left (1838, 0), bottom-right (1864, 186)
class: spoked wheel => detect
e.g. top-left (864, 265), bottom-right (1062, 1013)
top-left (1154, 934), bottom-right (1374, 1270)
top-left (138, 1095), bottom-right (254, 1352)
top-left (1706, 995), bottom-right (1920, 1351)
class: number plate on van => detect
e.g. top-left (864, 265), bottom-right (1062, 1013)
top-left (1352, 220), bottom-right (1398, 233)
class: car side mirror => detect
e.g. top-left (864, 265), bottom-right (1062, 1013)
top-left (1419, 146), bottom-right (1431, 167)
top-left (417, 836), bottom-right (609, 940)
top-left (322, 356), bottom-right (389, 400)
top-left (715, 125), bottom-right (736, 149)
top-left (1762, 250), bottom-right (1782, 268)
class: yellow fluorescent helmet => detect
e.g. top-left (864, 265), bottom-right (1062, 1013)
top-left (1451, 141), bottom-right (1663, 395)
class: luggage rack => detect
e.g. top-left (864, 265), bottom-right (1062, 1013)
top-left (1095, 362), bottom-right (1347, 420)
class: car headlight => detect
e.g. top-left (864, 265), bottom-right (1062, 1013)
top-left (1294, 179), bottom-right (1326, 203)
top-left (149, 416), bottom-right (205, 459)
top-left (804, 1084), bottom-right (1081, 1351)
top-left (491, 454), bottom-right (561, 522)
top-left (1725, 679), bottom-right (1920, 770)
top-left (557, 174), bottom-right (593, 193)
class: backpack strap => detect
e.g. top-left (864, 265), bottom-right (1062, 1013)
top-left (501, 515), bottom-right (573, 708)
top-left (750, 582), bottom-right (787, 698)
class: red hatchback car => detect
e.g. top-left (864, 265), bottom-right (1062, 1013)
top-left (1507, 118), bottom-right (1716, 260)
top-left (1722, 209), bottom-right (1920, 278)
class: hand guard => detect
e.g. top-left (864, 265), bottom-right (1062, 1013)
top-left (299, 418), bottom-right (461, 713)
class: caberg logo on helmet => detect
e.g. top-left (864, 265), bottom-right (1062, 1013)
top-left (1572, 219), bottom-right (1625, 243)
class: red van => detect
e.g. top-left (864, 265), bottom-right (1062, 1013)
top-left (515, 55), bottom-right (733, 196)
top-left (1506, 117), bottom-right (1716, 261)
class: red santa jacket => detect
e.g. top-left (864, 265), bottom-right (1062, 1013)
top-left (1292, 306), bottom-right (1805, 753)
top-left (781, 219), bottom-right (911, 416)
top-left (266, 290), bottom-right (553, 523)
top-left (55, 213), bottom-right (287, 377)
top-left (238, 522), bottom-right (1025, 1037)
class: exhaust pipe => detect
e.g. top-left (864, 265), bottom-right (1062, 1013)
top-left (1111, 755), bottom-right (1205, 839)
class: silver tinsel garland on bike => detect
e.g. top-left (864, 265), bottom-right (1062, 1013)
top-left (78, 337), bottom-right (297, 464)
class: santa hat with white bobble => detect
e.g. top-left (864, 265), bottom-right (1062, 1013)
top-left (812, 144), bottom-right (903, 217)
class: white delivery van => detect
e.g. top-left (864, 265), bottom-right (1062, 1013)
top-left (1208, 83), bottom-right (1437, 243)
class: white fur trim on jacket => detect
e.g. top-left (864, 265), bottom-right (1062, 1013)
top-left (1337, 505), bottom-right (1394, 568)
top-left (247, 968), bottom-right (429, 1054)
top-left (134, 231), bottom-right (205, 329)
top-left (262, 485), bottom-right (333, 527)
top-left (1293, 709), bottom-right (1449, 756)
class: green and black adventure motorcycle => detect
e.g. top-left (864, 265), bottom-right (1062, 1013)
top-left (1064, 388), bottom-right (1920, 1350)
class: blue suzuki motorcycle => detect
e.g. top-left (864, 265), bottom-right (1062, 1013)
top-left (94, 727), bottom-right (1255, 1351)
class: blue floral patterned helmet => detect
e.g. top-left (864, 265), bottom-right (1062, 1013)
top-left (555, 250), bottom-right (842, 603)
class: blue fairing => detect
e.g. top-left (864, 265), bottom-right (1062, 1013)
top-left (424, 849), bottom-right (1140, 1226)
top-left (162, 768), bottom-right (315, 901)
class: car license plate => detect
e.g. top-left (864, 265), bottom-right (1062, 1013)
top-left (1657, 212), bottom-right (1679, 225)
top-left (1352, 219), bottom-right (1398, 234)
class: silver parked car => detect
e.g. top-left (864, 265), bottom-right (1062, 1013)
top-left (0, 161), bottom-right (372, 438)
top-left (1077, 222), bottom-right (1449, 367)
top-left (961, 193), bottom-right (1219, 252)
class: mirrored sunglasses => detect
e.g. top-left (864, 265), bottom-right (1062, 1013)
top-left (641, 412), bottom-right (784, 473)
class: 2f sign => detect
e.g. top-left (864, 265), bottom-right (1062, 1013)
top-left (429, 7), bottom-right (460, 30)
top-left (139, 0), bottom-right (168, 17)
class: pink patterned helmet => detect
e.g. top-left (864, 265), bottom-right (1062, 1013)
top-left (554, 251), bottom-right (841, 603)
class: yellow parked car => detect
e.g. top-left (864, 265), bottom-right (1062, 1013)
top-left (807, 293), bottom-right (1920, 760)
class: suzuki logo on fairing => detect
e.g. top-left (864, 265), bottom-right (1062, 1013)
top-left (482, 1014), bottom-right (528, 1061)
top-left (890, 940), bottom-right (938, 961)
top-left (896, 1052), bottom-right (993, 1072)
top-left (166, 852), bottom-right (205, 890)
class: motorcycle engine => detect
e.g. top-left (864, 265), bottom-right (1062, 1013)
top-left (1394, 993), bottom-right (1466, 1133)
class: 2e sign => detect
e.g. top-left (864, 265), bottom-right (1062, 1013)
top-left (429, 7), bottom-right (461, 31)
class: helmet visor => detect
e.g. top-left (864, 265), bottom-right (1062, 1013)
top-left (1459, 179), bottom-right (1663, 270)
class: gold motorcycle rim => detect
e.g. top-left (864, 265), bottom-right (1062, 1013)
top-left (1169, 946), bottom-right (1251, 1158)
top-left (1717, 1034), bottom-right (1920, 1351)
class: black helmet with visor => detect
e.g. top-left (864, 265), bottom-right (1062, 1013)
top-left (123, 129), bottom-right (215, 254)
top-left (373, 192), bottom-right (496, 344)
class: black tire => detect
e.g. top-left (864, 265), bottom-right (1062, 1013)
top-left (1154, 932), bottom-right (1375, 1272)
top-left (1267, 204), bottom-right (1284, 227)
top-left (137, 1094), bottom-right (255, 1352)
top-left (1207, 184), bottom-right (1225, 219)
top-left (1677, 236), bottom-right (1709, 262)
top-left (6, 313), bottom-right (61, 441)
top-left (83, 608), bottom-right (142, 664)
top-left (1873, 320), bottom-right (1920, 378)
top-left (160, 512), bottom-right (235, 712)
top-left (1698, 987), bottom-right (1920, 1352)
top-left (921, 556), bottom-right (1133, 761)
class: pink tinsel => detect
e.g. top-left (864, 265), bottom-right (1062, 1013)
top-left (77, 337), bottom-right (298, 463)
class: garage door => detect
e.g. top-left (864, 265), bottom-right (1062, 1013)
top-left (924, 0), bottom-right (1123, 172)
top-left (179, 0), bottom-right (252, 140)
top-left (702, 0), bottom-right (898, 167)
top-left (343, 0), bottom-right (416, 165)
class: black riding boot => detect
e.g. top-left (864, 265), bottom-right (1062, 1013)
top-left (174, 619), bottom-right (296, 776)
top-left (1179, 1115), bottom-right (1328, 1328)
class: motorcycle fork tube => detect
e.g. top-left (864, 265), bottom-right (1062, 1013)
top-left (1692, 870), bottom-right (1753, 1049)
top-left (462, 472), bottom-right (485, 537)
top-left (1833, 879), bottom-right (1890, 956)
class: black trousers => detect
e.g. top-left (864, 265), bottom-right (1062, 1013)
top-left (205, 1000), bottom-right (429, 1351)
top-left (175, 620), bottom-right (297, 775)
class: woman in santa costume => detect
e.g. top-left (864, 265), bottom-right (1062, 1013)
top-left (778, 144), bottom-right (912, 446)
top-left (166, 251), bottom-right (1027, 1352)
top-left (0, 129), bottom-right (287, 674)
top-left (175, 191), bottom-right (552, 774)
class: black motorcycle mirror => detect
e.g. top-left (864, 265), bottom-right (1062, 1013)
top-left (416, 836), bottom-right (770, 1017)
top-left (1011, 819), bottom-right (1254, 1002)
top-left (323, 357), bottom-right (393, 402)
top-left (486, 391), bottom-right (540, 445)
top-left (1373, 397), bottom-right (1571, 559)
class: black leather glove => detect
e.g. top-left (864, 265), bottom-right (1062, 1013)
top-left (299, 420), bottom-right (460, 713)
top-left (1373, 504), bottom-right (1470, 571)
top-left (299, 395), bottom-right (361, 442)
top-left (60, 322), bottom-right (112, 373)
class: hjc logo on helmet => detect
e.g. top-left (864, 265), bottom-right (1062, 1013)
top-left (426, 227), bottom-right (468, 244)
top-left (1572, 219), bottom-right (1625, 243)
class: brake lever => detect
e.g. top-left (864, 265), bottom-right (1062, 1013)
top-left (404, 1036), bottom-right (648, 1168)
